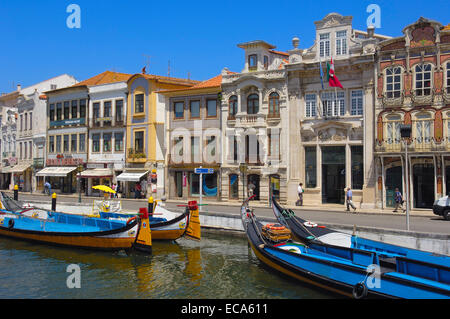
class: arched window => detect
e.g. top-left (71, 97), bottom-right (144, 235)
top-left (413, 112), bottom-right (433, 144)
top-left (268, 92), bottom-right (280, 117)
top-left (385, 66), bottom-right (402, 98)
top-left (415, 64), bottom-right (433, 96)
top-left (247, 94), bottom-right (259, 114)
top-left (385, 114), bottom-right (402, 145)
top-left (229, 95), bottom-right (237, 118)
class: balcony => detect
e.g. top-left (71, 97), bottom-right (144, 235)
top-left (381, 92), bottom-right (404, 107)
top-left (235, 113), bottom-right (266, 128)
top-left (50, 117), bottom-right (86, 128)
top-left (411, 90), bottom-right (434, 106)
top-left (91, 116), bottom-right (124, 128)
top-left (127, 148), bottom-right (146, 163)
top-left (33, 157), bottom-right (45, 168)
top-left (375, 138), bottom-right (448, 154)
top-left (266, 112), bottom-right (281, 125)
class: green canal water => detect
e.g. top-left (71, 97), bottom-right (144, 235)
top-left (0, 231), bottom-right (333, 299)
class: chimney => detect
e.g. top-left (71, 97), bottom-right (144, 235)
top-left (367, 25), bottom-right (375, 38)
top-left (17, 84), bottom-right (21, 92)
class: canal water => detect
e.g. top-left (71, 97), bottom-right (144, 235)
top-left (0, 231), bottom-right (333, 299)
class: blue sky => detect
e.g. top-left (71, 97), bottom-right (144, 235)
top-left (0, 0), bottom-right (448, 93)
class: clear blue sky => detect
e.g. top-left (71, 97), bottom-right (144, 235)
top-left (0, 0), bottom-right (448, 93)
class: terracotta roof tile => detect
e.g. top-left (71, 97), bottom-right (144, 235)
top-left (269, 50), bottom-right (289, 57)
top-left (72, 71), bottom-right (132, 87)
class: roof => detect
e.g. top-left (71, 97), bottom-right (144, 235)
top-left (442, 24), bottom-right (450, 31)
top-left (157, 73), bottom-right (231, 95)
top-left (72, 71), bottom-right (131, 87)
top-left (237, 40), bottom-right (276, 50)
top-left (132, 73), bottom-right (200, 86)
top-left (269, 50), bottom-right (289, 57)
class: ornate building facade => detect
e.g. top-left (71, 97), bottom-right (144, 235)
top-left (285, 13), bottom-right (390, 207)
top-left (374, 17), bottom-right (450, 209)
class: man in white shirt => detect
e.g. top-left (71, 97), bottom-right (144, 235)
top-left (296, 183), bottom-right (304, 206)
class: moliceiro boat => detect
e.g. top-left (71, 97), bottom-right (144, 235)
top-left (271, 196), bottom-right (450, 268)
top-left (242, 196), bottom-right (450, 299)
top-left (0, 193), bottom-right (152, 254)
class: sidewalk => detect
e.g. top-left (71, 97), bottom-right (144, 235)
top-left (7, 190), bottom-right (436, 217)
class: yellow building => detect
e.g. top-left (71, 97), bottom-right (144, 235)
top-left (120, 73), bottom-right (198, 198)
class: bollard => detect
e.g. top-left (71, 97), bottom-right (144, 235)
top-left (148, 196), bottom-right (154, 216)
top-left (14, 185), bottom-right (19, 201)
top-left (51, 193), bottom-right (57, 212)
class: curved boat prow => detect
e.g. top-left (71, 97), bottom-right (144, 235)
top-left (133, 207), bottom-right (153, 254)
top-left (185, 201), bottom-right (201, 241)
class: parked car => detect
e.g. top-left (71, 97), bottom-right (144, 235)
top-left (432, 195), bottom-right (450, 220)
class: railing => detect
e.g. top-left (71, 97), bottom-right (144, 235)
top-left (376, 138), bottom-right (449, 153)
top-left (411, 90), bottom-right (434, 106)
top-left (381, 92), bottom-right (404, 107)
top-left (127, 148), bottom-right (146, 160)
top-left (91, 116), bottom-right (124, 128)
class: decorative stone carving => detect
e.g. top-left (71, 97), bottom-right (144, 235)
top-left (318, 127), bottom-right (347, 141)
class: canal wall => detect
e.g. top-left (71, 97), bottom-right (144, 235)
top-left (24, 200), bottom-right (449, 256)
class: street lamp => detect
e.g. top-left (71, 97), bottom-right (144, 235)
top-left (239, 163), bottom-right (247, 201)
top-left (400, 124), bottom-right (412, 231)
top-left (77, 164), bottom-right (83, 203)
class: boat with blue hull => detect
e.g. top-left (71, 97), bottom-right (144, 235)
top-left (0, 206), bottom-right (152, 254)
top-left (271, 197), bottom-right (450, 268)
top-left (242, 198), bottom-right (450, 299)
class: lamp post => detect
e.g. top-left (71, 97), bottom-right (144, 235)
top-left (77, 164), bottom-right (83, 203)
top-left (400, 124), bottom-right (412, 231)
top-left (239, 163), bottom-right (247, 201)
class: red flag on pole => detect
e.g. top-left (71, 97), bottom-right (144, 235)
top-left (326, 58), bottom-right (343, 89)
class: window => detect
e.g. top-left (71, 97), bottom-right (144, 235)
top-left (351, 90), bottom-right (363, 116)
top-left (305, 147), bottom-right (317, 188)
top-left (114, 132), bottom-right (124, 151)
top-left (115, 100), bottom-right (123, 122)
top-left (93, 102), bottom-right (100, 125)
top-left (63, 135), bottom-right (69, 152)
top-left (229, 174), bottom-right (239, 199)
top-left (103, 133), bottom-right (112, 152)
top-left (29, 141), bottom-right (32, 159)
top-left (319, 33), bottom-right (330, 58)
top-left (415, 113), bottom-right (433, 144)
top-left (268, 92), bottom-right (280, 117)
top-left (264, 56), bottom-right (269, 70)
top-left (322, 91), bottom-right (345, 117)
top-left (79, 133), bottom-right (86, 152)
top-left (336, 30), bottom-right (347, 55)
top-left (103, 101), bottom-right (112, 126)
top-left (135, 94), bottom-right (144, 113)
top-left (56, 135), bottom-right (61, 153)
top-left (79, 99), bottom-right (86, 118)
top-left (20, 115), bottom-right (23, 131)
top-left (248, 54), bottom-right (257, 70)
top-left (206, 136), bottom-right (216, 162)
top-left (29, 112), bottom-right (32, 130)
top-left (134, 131), bottom-right (144, 152)
top-left (446, 62), bottom-right (450, 94)
top-left (247, 94), bottom-right (259, 114)
top-left (64, 101), bottom-right (70, 120)
top-left (92, 134), bottom-right (101, 153)
top-left (206, 99), bottom-right (217, 117)
top-left (49, 136), bottom-right (55, 153)
top-left (19, 142), bottom-right (22, 159)
top-left (229, 95), bottom-right (237, 118)
top-left (190, 136), bottom-right (200, 163)
top-left (24, 113), bottom-right (27, 131)
top-left (71, 134), bottom-right (77, 152)
top-left (386, 114), bottom-right (402, 144)
top-left (268, 129), bottom-right (280, 159)
top-left (71, 100), bottom-right (78, 119)
top-left (415, 64), bottom-right (432, 96)
top-left (386, 66), bottom-right (402, 98)
top-left (174, 101), bottom-right (184, 119)
top-left (24, 142), bottom-right (27, 159)
top-left (351, 146), bottom-right (363, 190)
top-left (49, 104), bottom-right (55, 122)
top-left (305, 94), bottom-right (317, 118)
top-left (189, 100), bottom-right (200, 118)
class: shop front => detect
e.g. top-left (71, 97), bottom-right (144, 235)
top-left (80, 166), bottom-right (114, 197)
top-left (169, 168), bottom-right (219, 201)
top-left (35, 166), bottom-right (78, 194)
top-left (116, 170), bottom-right (149, 198)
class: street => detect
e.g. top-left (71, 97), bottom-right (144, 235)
top-left (10, 192), bottom-right (450, 235)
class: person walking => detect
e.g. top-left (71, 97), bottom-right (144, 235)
top-left (296, 183), bottom-right (304, 206)
top-left (44, 181), bottom-right (51, 196)
top-left (393, 188), bottom-right (405, 212)
top-left (346, 187), bottom-right (356, 212)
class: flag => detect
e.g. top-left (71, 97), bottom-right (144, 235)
top-left (319, 59), bottom-right (324, 90)
top-left (326, 58), bottom-right (343, 89)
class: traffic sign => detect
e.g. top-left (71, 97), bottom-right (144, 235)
top-left (195, 168), bottom-right (214, 174)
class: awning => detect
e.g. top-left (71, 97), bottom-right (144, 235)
top-left (79, 168), bottom-right (113, 178)
top-left (116, 171), bottom-right (149, 182)
top-left (1, 167), bottom-right (13, 174)
top-left (9, 163), bottom-right (32, 173)
top-left (36, 166), bottom-right (78, 177)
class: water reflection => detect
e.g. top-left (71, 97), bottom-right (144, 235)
top-left (0, 233), bottom-right (332, 299)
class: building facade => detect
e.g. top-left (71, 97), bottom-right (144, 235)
top-left (374, 17), bottom-right (450, 209)
top-left (121, 73), bottom-right (198, 198)
top-left (220, 41), bottom-right (289, 204)
top-left (82, 71), bottom-right (130, 196)
top-left (285, 13), bottom-right (390, 208)
top-left (161, 75), bottom-right (222, 201)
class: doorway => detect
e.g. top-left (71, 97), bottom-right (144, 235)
top-left (385, 166), bottom-right (403, 207)
top-left (248, 174), bottom-right (260, 200)
top-left (269, 175), bottom-right (280, 201)
top-left (322, 146), bottom-right (346, 204)
top-left (413, 163), bottom-right (435, 208)
top-left (175, 171), bottom-right (183, 198)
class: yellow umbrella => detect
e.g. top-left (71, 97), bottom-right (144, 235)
top-left (92, 185), bottom-right (116, 194)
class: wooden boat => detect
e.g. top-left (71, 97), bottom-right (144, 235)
top-left (0, 194), bottom-right (152, 254)
top-left (242, 197), bottom-right (450, 299)
top-left (271, 196), bottom-right (450, 268)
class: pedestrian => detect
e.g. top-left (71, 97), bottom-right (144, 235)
top-left (248, 180), bottom-right (255, 199)
top-left (135, 183), bottom-right (141, 199)
top-left (346, 187), bottom-right (356, 212)
top-left (44, 181), bottom-right (51, 196)
top-left (393, 188), bottom-right (405, 212)
top-left (296, 183), bottom-right (304, 206)
top-left (111, 183), bottom-right (117, 199)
